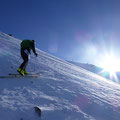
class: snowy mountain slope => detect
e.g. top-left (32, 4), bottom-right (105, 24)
top-left (68, 61), bottom-right (103, 74)
top-left (68, 61), bottom-right (120, 82)
top-left (0, 32), bottom-right (120, 120)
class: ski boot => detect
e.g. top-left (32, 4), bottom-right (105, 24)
top-left (23, 69), bottom-right (29, 75)
top-left (17, 68), bottom-right (24, 76)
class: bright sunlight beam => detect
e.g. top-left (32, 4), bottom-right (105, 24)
top-left (101, 55), bottom-right (120, 72)
top-left (99, 54), bottom-right (120, 81)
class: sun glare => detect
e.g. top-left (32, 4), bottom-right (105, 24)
top-left (99, 55), bottom-right (120, 73)
top-left (98, 54), bottom-right (120, 81)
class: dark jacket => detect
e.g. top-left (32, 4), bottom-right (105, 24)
top-left (21, 40), bottom-right (36, 54)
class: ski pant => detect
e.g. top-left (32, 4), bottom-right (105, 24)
top-left (19, 48), bottom-right (30, 70)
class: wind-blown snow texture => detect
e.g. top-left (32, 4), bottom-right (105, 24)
top-left (0, 32), bottom-right (120, 120)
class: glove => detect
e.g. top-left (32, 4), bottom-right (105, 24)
top-left (35, 52), bottom-right (38, 57)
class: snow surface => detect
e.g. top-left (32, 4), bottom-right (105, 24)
top-left (0, 32), bottom-right (120, 120)
top-left (68, 61), bottom-right (120, 82)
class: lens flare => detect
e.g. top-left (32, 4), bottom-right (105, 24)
top-left (99, 54), bottom-right (120, 81)
top-left (100, 55), bottom-right (120, 72)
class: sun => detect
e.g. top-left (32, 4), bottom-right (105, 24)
top-left (99, 55), bottom-right (120, 74)
top-left (98, 54), bottom-right (120, 81)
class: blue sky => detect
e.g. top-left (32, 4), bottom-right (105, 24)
top-left (0, 0), bottom-right (120, 65)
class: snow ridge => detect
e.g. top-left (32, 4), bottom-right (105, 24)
top-left (0, 32), bottom-right (120, 120)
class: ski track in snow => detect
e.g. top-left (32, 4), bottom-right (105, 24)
top-left (0, 32), bottom-right (120, 120)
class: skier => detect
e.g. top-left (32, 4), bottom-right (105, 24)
top-left (17, 40), bottom-right (38, 76)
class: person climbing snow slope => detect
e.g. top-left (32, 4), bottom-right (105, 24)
top-left (17, 40), bottom-right (38, 76)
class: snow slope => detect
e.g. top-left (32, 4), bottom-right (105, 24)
top-left (0, 32), bottom-right (120, 120)
top-left (68, 61), bottom-right (103, 76)
top-left (68, 61), bottom-right (120, 82)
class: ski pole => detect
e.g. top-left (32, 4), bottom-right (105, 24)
top-left (11, 56), bottom-right (21, 69)
top-left (34, 56), bottom-right (38, 72)
top-left (33, 56), bottom-right (36, 72)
